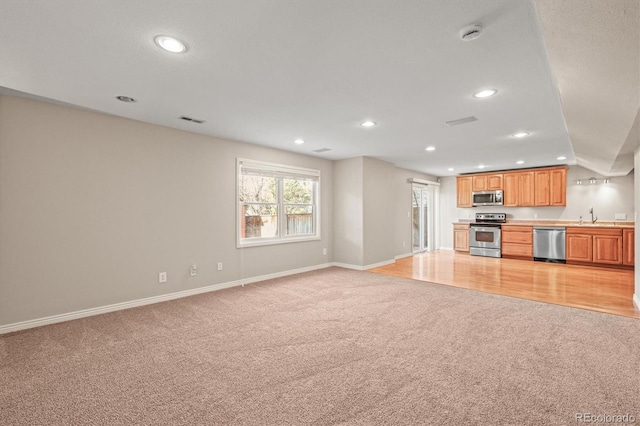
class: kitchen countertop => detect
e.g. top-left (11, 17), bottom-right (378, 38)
top-left (453, 220), bottom-right (635, 229)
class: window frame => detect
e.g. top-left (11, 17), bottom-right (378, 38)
top-left (237, 158), bottom-right (321, 248)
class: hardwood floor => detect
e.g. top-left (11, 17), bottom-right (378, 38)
top-left (368, 251), bottom-right (640, 319)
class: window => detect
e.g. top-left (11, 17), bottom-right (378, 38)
top-left (237, 158), bottom-right (320, 247)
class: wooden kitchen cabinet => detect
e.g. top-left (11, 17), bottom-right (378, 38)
top-left (502, 226), bottom-right (533, 258)
top-left (534, 167), bottom-right (567, 206)
top-left (456, 176), bottom-right (473, 207)
top-left (566, 231), bottom-right (592, 262)
top-left (549, 168), bottom-right (567, 206)
top-left (518, 171), bottom-right (535, 206)
top-left (472, 175), bottom-right (487, 191)
top-left (472, 173), bottom-right (502, 191)
top-left (453, 224), bottom-right (469, 252)
top-left (566, 227), bottom-right (623, 265)
top-left (593, 232), bottom-right (623, 265)
top-left (503, 172), bottom-right (518, 207)
top-left (455, 166), bottom-right (565, 208)
top-left (623, 229), bottom-right (634, 266)
top-left (487, 174), bottom-right (503, 190)
top-left (534, 170), bottom-right (550, 206)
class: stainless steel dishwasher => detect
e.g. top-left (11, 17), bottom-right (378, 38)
top-left (533, 227), bottom-right (566, 263)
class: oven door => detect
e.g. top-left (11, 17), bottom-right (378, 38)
top-left (469, 226), bottom-right (501, 249)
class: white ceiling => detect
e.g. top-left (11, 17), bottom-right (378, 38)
top-left (535, 0), bottom-right (640, 177)
top-left (0, 0), bottom-right (637, 177)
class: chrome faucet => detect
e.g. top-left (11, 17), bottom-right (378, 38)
top-left (589, 207), bottom-right (598, 224)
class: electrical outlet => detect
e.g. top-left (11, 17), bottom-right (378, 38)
top-left (159, 272), bottom-right (167, 283)
top-left (615, 213), bottom-right (627, 220)
top-left (402, 241), bottom-right (406, 248)
top-left (322, 248), bottom-right (327, 256)
top-left (534, 213), bottom-right (539, 219)
top-left (217, 262), bottom-right (223, 271)
top-left (190, 265), bottom-right (197, 277)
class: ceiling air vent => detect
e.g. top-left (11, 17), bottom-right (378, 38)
top-left (313, 148), bottom-right (332, 153)
top-left (116, 95), bottom-right (136, 103)
top-left (445, 116), bottom-right (478, 127)
top-left (179, 116), bottom-right (206, 124)
top-left (460, 24), bottom-right (483, 41)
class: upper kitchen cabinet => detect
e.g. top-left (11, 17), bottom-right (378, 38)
top-left (549, 168), bottom-right (567, 206)
top-left (534, 170), bottom-right (550, 205)
top-left (455, 166), bottom-right (567, 208)
top-left (472, 174), bottom-right (503, 191)
top-left (487, 174), bottom-right (503, 190)
top-left (518, 171), bottom-right (535, 206)
top-left (503, 172), bottom-right (519, 207)
top-left (534, 167), bottom-right (567, 206)
top-left (456, 176), bottom-right (473, 207)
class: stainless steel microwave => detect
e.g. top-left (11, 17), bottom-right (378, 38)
top-left (472, 190), bottom-right (503, 206)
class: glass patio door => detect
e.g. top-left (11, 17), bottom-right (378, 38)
top-left (412, 185), bottom-right (431, 253)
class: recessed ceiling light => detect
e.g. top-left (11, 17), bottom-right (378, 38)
top-left (448, 168), bottom-right (454, 171)
top-left (294, 139), bottom-right (305, 145)
top-left (557, 156), bottom-right (567, 161)
top-left (478, 164), bottom-right (486, 169)
top-left (516, 160), bottom-right (525, 165)
top-left (473, 89), bottom-right (497, 98)
top-left (425, 146), bottom-right (436, 151)
top-left (513, 132), bottom-right (530, 138)
top-left (154, 35), bottom-right (187, 53)
top-left (116, 95), bottom-right (136, 103)
top-left (360, 121), bottom-right (376, 127)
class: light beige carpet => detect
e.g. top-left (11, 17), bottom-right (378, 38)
top-left (1, 267), bottom-right (638, 425)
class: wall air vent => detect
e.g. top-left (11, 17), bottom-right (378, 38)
top-left (313, 148), bottom-right (332, 153)
top-left (445, 116), bottom-right (478, 127)
top-left (179, 116), bottom-right (206, 124)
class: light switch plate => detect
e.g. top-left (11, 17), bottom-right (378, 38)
top-left (615, 213), bottom-right (627, 220)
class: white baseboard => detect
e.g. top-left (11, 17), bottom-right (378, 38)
top-left (0, 263), bottom-right (333, 335)
top-left (332, 259), bottom-right (395, 271)
top-left (634, 293), bottom-right (640, 310)
top-left (439, 246), bottom-right (454, 251)
top-left (395, 253), bottom-right (413, 260)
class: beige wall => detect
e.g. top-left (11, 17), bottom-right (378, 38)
top-left (635, 147), bottom-right (640, 306)
top-left (333, 157), bottom-right (437, 267)
top-left (0, 94), bottom-right (333, 326)
top-left (8, 91), bottom-right (630, 326)
top-left (333, 157), bottom-right (364, 266)
top-left (439, 165), bottom-right (636, 249)
top-left (362, 157), bottom-right (395, 265)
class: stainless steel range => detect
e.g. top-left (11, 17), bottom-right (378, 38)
top-left (469, 213), bottom-right (506, 258)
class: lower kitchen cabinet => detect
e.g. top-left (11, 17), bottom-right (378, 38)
top-left (566, 233), bottom-right (592, 262)
top-left (623, 229), bottom-right (634, 266)
top-left (453, 224), bottom-right (469, 252)
top-left (566, 227), bottom-right (623, 266)
top-left (593, 233), bottom-right (623, 265)
top-left (502, 226), bottom-right (533, 258)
